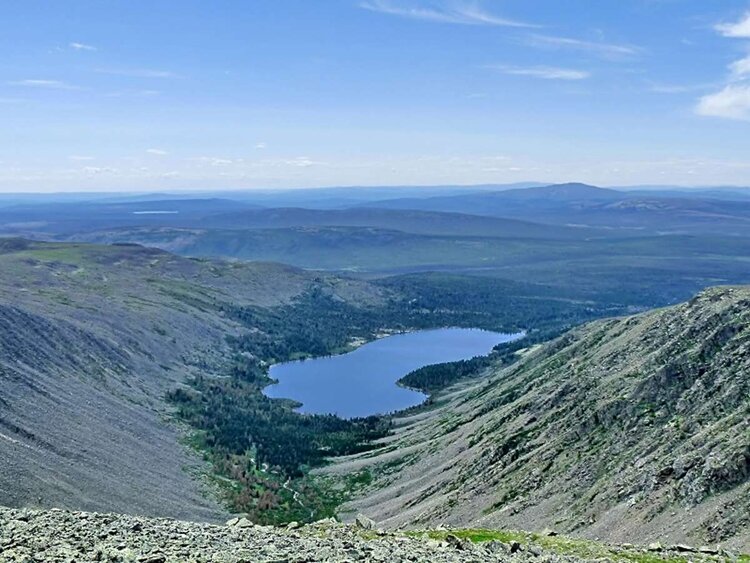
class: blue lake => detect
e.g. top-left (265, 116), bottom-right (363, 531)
top-left (264, 328), bottom-right (523, 418)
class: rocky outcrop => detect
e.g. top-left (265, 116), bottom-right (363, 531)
top-left (0, 507), bottom-right (737, 563)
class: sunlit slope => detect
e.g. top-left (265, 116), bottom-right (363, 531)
top-left (340, 286), bottom-right (750, 551)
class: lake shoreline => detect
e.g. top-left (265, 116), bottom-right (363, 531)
top-left (265, 328), bottom-right (525, 419)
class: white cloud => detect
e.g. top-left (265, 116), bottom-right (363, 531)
top-left (697, 11), bottom-right (750, 120)
top-left (489, 65), bottom-right (590, 80)
top-left (82, 166), bottom-right (119, 175)
top-left (69, 42), bottom-right (96, 51)
top-left (696, 85), bottom-right (750, 120)
top-left (8, 79), bottom-right (78, 90)
top-left (716, 11), bottom-right (750, 38)
top-left (285, 156), bottom-right (321, 167)
top-left (69, 155), bottom-right (95, 161)
top-left (360, 0), bottom-right (537, 28)
top-left (197, 157), bottom-right (234, 166)
top-left (730, 54), bottom-right (750, 80)
top-left (255, 142), bottom-right (267, 149)
top-left (527, 34), bottom-right (641, 59)
top-left (146, 148), bottom-right (168, 156)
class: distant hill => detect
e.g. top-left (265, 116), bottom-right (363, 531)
top-left (478, 182), bottom-right (623, 203)
top-left (357, 183), bottom-right (750, 235)
top-left (340, 285), bottom-right (750, 551)
top-left (200, 206), bottom-right (598, 239)
top-left (0, 196), bottom-right (597, 240)
top-left (356, 182), bottom-right (625, 213)
top-left (3, 185), bottom-right (750, 238)
top-left (0, 198), bottom-right (261, 235)
top-left (60, 224), bottom-right (750, 311)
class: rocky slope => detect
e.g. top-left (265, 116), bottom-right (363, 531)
top-left (0, 239), bottom-right (384, 521)
top-left (1, 507), bottom-right (740, 563)
top-left (336, 286), bottom-right (750, 551)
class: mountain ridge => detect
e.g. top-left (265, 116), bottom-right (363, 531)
top-left (336, 285), bottom-right (750, 551)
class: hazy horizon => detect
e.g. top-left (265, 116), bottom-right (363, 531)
top-left (2, 180), bottom-right (750, 197)
top-left (3, 1), bottom-right (750, 192)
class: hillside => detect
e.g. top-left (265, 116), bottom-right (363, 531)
top-left (336, 286), bottom-right (750, 551)
top-left (58, 226), bottom-right (750, 310)
top-left (0, 198), bottom-right (262, 235)
top-left (0, 239), bottom-right (385, 521)
top-left (199, 207), bottom-right (594, 239)
top-left (0, 196), bottom-right (589, 239)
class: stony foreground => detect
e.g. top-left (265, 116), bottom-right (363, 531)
top-left (0, 508), bottom-right (744, 563)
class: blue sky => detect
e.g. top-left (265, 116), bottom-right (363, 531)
top-left (2, 0), bottom-right (750, 191)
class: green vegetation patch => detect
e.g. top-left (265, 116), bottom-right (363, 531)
top-left (409, 529), bottom-right (729, 563)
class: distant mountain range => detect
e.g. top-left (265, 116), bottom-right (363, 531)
top-left (2, 182), bottom-right (750, 239)
top-left (356, 183), bottom-right (750, 235)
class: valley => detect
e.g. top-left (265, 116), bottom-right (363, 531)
top-left (1, 183), bottom-right (749, 555)
top-left (0, 236), bottom-right (606, 526)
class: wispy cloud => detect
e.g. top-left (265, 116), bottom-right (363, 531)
top-left (69, 42), bottom-right (96, 51)
top-left (197, 156), bottom-right (234, 166)
top-left (281, 156), bottom-right (326, 168)
top-left (730, 54), bottom-right (750, 80)
top-left (716, 11), bottom-right (750, 38)
top-left (360, 0), bottom-right (538, 28)
top-left (82, 166), bottom-right (119, 175)
top-left (696, 85), bottom-right (750, 120)
top-left (7, 79), bottom-right (78, 90)
top-left (648, 81), bottom-right (717, 94)
top-left (146, 148), bottom-right (168, 156)
top-left (96, 68), bottom-right (179, 78)
top-left (255, 142), bottom-right (267, 149)
top-left (697, 11), bottom-right (750, 120)
top-left (527, 34), bottom-right (641, 59)
top-left (488, 64), bottom-right (590, 80)
top-left (69, 155), bottom-right (95, 161)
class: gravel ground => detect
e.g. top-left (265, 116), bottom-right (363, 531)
top-left (0, 507), bottom-right (611, 563)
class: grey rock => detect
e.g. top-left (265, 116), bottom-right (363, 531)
top-left (354, 514), bottom-right (377, 530)
top-left (0, 506), bottom-right (726, 563)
